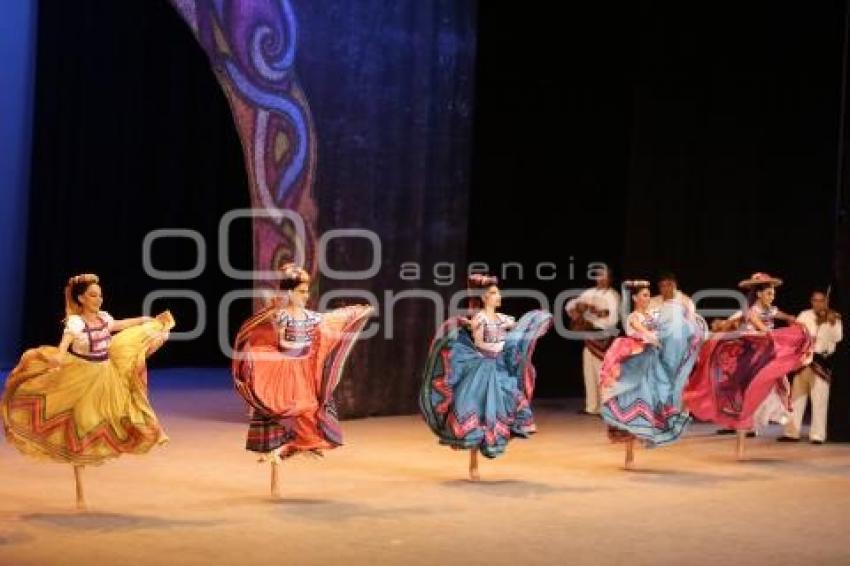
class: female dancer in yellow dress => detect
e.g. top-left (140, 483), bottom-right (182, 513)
top-left (1, 273), bottom-right (174, 509)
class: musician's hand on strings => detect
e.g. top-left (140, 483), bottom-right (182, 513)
top-left (567, 302), bottom-right (585, 321)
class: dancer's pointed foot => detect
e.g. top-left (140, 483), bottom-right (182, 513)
top-left (468, 449), bottom-right (480, 481)
top-left (624, 439), bottom-right (636, 470)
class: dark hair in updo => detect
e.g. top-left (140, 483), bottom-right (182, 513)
top-left (467, 273), bottom-right (498, 311)
top-left (278, 263), bottom-right (311, 291)
top-left (623, 279), bottom-right (651, 298)
top-left (64, 273), bottom-right (100, 317)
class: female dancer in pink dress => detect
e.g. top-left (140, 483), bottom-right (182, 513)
top-left (684, 273), bottom-right (812, 459)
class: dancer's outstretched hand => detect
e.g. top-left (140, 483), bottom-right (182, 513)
top-left (644, 332), bottom-right (661, 348)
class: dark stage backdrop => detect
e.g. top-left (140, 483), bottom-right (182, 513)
top-left (297, 1), bottom-right (476, 416)
top-left (830, 1), bottom-right (850, 442)
top-left (621, 3), bottom-right (845, 312)
top-left (23, 0), bottom-right (476, 417)
top-left (23, 0), bottom-right (252, 365)
top-left (469, 3), bottom-right (636, 399)
top-left (471, 2), bottom-right (847, 399)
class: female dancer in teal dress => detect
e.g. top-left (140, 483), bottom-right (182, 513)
top-left (420, 274), bottom-right (552, 480)
top-left (599, 280), bottom-right (706, 469)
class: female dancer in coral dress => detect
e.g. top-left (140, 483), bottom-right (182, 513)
top-left (599, 280), bottom-right (706, 469)
top-left (420, 274), bottom-right (553, 480)
top-left (1, 273), bottom-right (174, 509)
top-left (232, 264), bottom-right (373, 498)
top-left (683, 273), bottom-right (812, 459)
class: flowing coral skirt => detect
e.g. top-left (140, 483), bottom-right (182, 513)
top-left (233, 306), bottom-right (374, 455)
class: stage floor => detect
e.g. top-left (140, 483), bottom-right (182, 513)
top-left (1, 369), bottom-right (849, 565)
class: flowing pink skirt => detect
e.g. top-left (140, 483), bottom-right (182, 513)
top-left (683, 325), bottom-right (811, 430)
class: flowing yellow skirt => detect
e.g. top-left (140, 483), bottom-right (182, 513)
top-left (1, 313), bottom-right (174, 465)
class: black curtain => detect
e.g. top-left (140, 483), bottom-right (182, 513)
top-left (622, 2), bottom-right (844, 313)
top-left (829, 1), bottom-right (850, 442)
top-left (295, 0), bottom-right (477, 416)
top-left (472, 1), bottom-right (846, 399)
top-left (469, 3), bottom-right (637, 398)
top-left (24, 0), bottom-right (252, 367)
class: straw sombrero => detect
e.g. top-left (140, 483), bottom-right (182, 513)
top-left (738, 272), bottom-right (783, 289)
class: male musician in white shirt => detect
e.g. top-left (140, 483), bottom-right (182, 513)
top-left (566, 266), bottom-right (620, 415)
top-left (778, 290), bottom-right (842, 444)
top-left (649, 271), bottom-right (695, 314)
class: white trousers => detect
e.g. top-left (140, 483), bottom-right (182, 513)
top-left (582, 347), bottom-right (602, 413)
top-left (784, 366), bottom-right (830, 442)
top-left (752, 384), bottom-right (791, 431)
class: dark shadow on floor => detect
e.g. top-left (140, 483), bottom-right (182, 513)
top-left (625, 467), bottom-right (770, 485)
top-left (0, 530), bottom-right (33, 546)
top-left (441, 478), bottom-right (599, 497)
top-left (270, 500), bottom-right (436, 521)
top-left (21, 512), bottom-right (218, 531)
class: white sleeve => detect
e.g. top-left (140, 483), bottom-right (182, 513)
top-left (470, 311), bottom-right (486, 330)
top-left (624, 312), bottom-right (639, 336)
top-left (796, 311), bottom-right (817, 337)
top-left (566, 288), bottom-right (593, 312)
top-left (470, 313), bottom-right (487, 346)
top-left (63, 315), bottom-right (85, 337)
top-left (99, 311), bottom-right (115, 330)
top-left (600, 290), bottom-right (620, 328)
top-left (683, 293), bottom-right (696, 314)
top-left (829, 318), bottom-right (843, 344)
